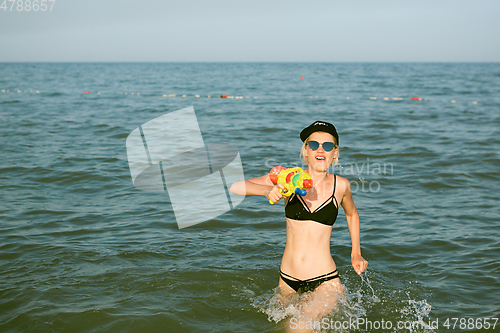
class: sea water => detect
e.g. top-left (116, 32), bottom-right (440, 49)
top-left (1, 62), bottom-right (499, 332)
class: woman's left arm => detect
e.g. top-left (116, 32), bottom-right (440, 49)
top-left (340, 177), bottom-right (369, 275)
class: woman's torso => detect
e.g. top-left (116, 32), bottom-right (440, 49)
top-left (280, 173), bottom-right (342, 279)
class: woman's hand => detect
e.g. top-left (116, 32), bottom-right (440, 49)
top-left (266, 183), bottom-right (286, 204)
top-left (351, 254), bottom-right (368, 275)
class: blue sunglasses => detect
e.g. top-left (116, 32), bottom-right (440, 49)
top-left (307, 140), bottom-right (336, 152)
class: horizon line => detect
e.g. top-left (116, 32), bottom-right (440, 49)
top-left (1, 60), bottom-right (499, 64)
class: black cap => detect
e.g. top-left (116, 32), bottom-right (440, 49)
top-left (300, 120), bottom-right (339, 145)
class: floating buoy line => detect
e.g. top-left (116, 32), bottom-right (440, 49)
top-left (0, 89), bottom-right (480, 104)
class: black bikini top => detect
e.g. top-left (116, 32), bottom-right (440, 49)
top-left (285, 175), bottom-right (339, 226)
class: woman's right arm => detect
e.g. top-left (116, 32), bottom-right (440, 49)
top-left (230, 175), bottom-right (284, 203)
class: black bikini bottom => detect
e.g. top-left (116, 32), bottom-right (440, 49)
top-left (279, 269), bottom-right (339, 293)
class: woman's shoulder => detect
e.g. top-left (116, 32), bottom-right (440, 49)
top-left (332, 174), bottom-right (351, 191)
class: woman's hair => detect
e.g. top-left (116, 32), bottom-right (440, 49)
top-left (300, 132), bottom-right (339, 166)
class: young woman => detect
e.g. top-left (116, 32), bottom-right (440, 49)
top-left (231, 120), bottom-right (368, 323)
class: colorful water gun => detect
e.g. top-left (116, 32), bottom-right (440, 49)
top-left (268, 166), bottom-right (313, 204)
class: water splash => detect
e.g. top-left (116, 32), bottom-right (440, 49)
top-left (251, 269), bottom-right (436, 332)
top-left (359, 272), bottom-right (380, 303)
top-left (397, 292), bottom-right (434, 333)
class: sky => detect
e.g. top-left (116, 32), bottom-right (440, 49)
top-left (0, 0), bottom-right (499, 62)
